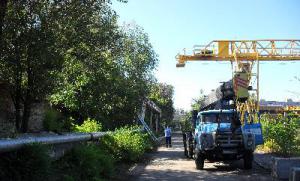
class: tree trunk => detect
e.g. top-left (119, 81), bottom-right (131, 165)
top-left (14, 40), bottom-right (22, 131)
top-left (21, 94), bottom-right (31, 133)
top-left (21, 67), bottom-right (33, 133)
top-left (14, 81), bottom-right (21, 131)
top-left (21, 39), bottom-right (34, 133)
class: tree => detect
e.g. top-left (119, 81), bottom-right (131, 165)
top-left (48, 4), bottom-right (158, 129)
top-left (191, 90), bottom-right (205, 111)
top-left (149, 83), bottom-right (175, 126)
top-left (0, 1), bottom-right (61, 132)
top-left (0, 0), bottom-right (158, 132)
top-left (179, 90), bottom-right (206, 132)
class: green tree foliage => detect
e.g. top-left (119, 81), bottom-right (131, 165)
top-left (149, 83), bottom-right (175, 125)
top-left (191, 90), bottom-right (205, 111)
top-left (48, 2), bottom-right (158, 129)
top-left (0, 0), bottom-right (159, 132)
top-left (179, 111), bottom-right (193, 132)
top-left (0, 1), bottom-right (62, 132)
top-left (179, 90), bottom-right (206, 132)
top-left (43, 109), bottom-right (64, 133)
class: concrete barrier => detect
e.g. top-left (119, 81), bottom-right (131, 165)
top-left (289, 167), bottom-right (300, 181)
top-left (272, 157), bottom-right (300, 180)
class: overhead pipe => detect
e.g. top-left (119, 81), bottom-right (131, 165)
top-left (0, 132), bottom-right (107, 153)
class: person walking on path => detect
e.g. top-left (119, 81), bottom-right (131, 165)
top-left (164, 126), bottom-right (172, 147)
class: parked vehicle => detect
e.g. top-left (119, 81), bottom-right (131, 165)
top-left (183, 81), bottom-right (263, 170)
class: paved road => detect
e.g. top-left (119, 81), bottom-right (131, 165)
top-left (129, 133), bottom-right (273, 181)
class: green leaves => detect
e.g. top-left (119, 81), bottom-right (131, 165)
top-left (260, 114), bottom-right (299, 155)
top-left (1, 0), bottom-right (160, 132)
top-left (99, 126), bottom-right (152, 162)
top-left (191, 90), bottom-right (205, 110)
top-left (73, 118), bottom-right (102, 133)
top-left (149, 83), bottom-right (175, 126)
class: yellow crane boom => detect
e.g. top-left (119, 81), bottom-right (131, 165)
top-left (176, 39), bottom-right (300, 67)
top-left (176, 39), bottom-right (300, 123)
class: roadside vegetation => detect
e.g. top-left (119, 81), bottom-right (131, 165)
top-left (0, 126), bottom-right (153, 181)
top-left (259, 113), bottom-right (300, 156)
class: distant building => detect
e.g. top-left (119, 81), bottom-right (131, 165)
top-left (260, 100), bottom-right (300, 115)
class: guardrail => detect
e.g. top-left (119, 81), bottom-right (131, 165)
top-left (0, 132), bottom-right (107, 153)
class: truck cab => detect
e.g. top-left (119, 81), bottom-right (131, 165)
top-left (194, 109), bottom-right (256, 169)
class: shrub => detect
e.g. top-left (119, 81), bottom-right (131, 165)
top-left (43, 109), bottom-right (64, 132)
top-left (73, 118), bottom-right (102, 133)
top-left (55, 144), bottom-right (114, 181)
top-left (0, 144), bottom-right (52, 181)
top-left (99, 133), bottom-right (121, 161)
top-left (260, 114), bottom-right (299, 155)
top-left (99, 126), bottom-right (153, 162)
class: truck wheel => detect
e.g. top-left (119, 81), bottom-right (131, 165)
top-left (243, 151), bottom-right (253, 169)
top-left (195, 153), bottom-right (204, 170)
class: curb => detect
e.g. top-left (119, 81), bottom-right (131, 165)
top-left (253, 157), bottom-right (271, 171)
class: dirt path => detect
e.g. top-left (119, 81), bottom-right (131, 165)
top-left (128, 133), bottom-right (273, 181)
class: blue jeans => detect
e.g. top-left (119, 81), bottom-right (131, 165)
top-left (165, 136), bottom-right (172, 147)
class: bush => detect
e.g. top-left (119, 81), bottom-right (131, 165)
top-left (260, 114), bottom-right (299, 155)
top-left (54, 144), bottom-right (114, 181)
top-left (43, 109), bottom-right (64, 132)
top-left (99, 126), bottom-right (153, 162)
top-left (98, 133), bottom-right (121, 161)
top-left (0, 144), bottom-right (52, 181)
top-left (73, 118), bottom-right (102, 133)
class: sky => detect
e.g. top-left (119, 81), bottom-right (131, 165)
top-left (113, 0), bottom-right (300, 110)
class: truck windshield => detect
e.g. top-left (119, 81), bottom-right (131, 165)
top-left (201, 113), bottom-right (233, 123)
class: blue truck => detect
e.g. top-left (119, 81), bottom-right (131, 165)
top-left (183, 81), bottom-right (263, 170)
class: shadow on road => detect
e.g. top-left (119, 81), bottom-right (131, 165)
top-left (127, 133), bottom-right (272, 181)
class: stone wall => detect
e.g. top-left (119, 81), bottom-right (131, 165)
top-left (28, 103), bottom-right (47, 132)
top-left (0, 82), bottom-right (47, 137)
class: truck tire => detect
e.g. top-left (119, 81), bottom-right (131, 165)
top-left (195, 153), bottom-right (204, 170)
top-left (243, 151), bottom-right (253, 169)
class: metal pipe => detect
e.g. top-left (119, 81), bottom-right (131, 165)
top-left (0, 132), bottom-right (107, 153)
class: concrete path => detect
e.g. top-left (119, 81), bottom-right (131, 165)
top-left (129, 133), bottom-right (273, 181)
